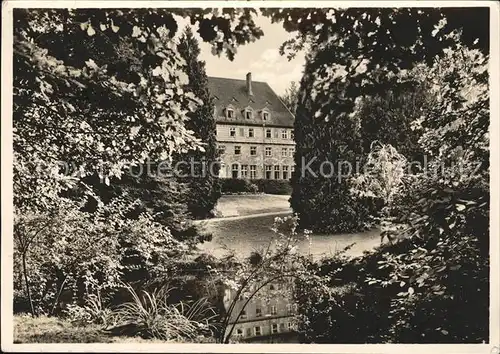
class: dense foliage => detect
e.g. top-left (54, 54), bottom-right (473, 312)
top-left (219, 178), bottom-right (292, 195)
top-left (12, 8), bottom-right (266, 324)
top-left (357, 84), bottom-right (430, 163)
top-left (290, 56), bottom-right (371, 233)
top-left (294, 38), bottom-right (489, 343)
top-left (11, 6), bottom-right (491, 344)
top-left (285, 7), bottom-right (488, 233)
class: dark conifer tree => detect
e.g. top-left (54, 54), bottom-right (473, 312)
top-left (177, 26), bottom-right (220, 219)
top-left (290, 49), bottom-right (370, 234)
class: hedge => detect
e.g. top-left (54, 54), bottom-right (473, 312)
top-left (219, 178), bottom-right (292, 195)
top-left (253, 179), bottom-right (293, 195)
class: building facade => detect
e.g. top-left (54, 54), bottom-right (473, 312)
top-left (207, 73), bottom-right (296, 180)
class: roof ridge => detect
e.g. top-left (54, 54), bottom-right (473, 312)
top-left (207, 76), bottom-right (269, 85)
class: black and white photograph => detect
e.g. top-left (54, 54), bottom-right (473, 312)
top-left (1, 1), bottom-right (499, 352)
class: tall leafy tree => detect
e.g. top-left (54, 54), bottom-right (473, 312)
top-left (177, 26), bottom-right (220, 219)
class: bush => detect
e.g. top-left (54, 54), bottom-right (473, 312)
top-left (108, 284), bottom-right (217, 341)
top-left (295, 250), bottom-right (395, 343)
top-left (219, 178), bottom-right (292, 195)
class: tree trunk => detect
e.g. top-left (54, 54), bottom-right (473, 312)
top-left (21, 253), bottom-right (36, 317)
top-left (50, 275), bottom-right (68, 316)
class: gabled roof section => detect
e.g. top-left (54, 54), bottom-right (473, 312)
top-left (207, 76), bottom-right (295, 127)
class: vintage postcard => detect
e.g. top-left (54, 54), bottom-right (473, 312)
top-left (1, 1), bottom-right (499, 353)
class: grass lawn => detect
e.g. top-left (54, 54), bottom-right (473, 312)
top-left (214, 194), bottom-right (291, 217)
top-left (13, 315), bottom-right (167, 343)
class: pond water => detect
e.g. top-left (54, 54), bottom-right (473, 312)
top-left (197, 213), bottom-right (381, 260)
top-left (196, 212), bottom-right (381, 343)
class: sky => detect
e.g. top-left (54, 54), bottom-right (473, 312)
top-left (175, 15), bottom-right (306, 96)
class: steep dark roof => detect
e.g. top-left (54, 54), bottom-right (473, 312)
top-left (207, 76), bottom-right (295, 128)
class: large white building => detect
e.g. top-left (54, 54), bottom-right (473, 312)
top-left (207, 73), bottom-right (296, 180)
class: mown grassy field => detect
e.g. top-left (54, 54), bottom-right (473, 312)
top-left (214, 194), bottom-right (291, 217)
top-left (13, 315), bottom-right (167, 343)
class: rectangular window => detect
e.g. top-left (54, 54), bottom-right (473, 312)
top-left (227, 108), bottom-right (234, 119)
top-left (271, 305), bottom-right (277, 315)
top-left (248, 128), bottom-right (254, 137)
top-left (287, 322), bottom-right (292, 330)
top-left (289, 148), bottom-right (295, 157)
top-left (263, 111), bottom-right (269, 121)
top-left (234, 146), bottom-right (241, 155)
top-left (239, 127), bottom-right (245, 136)
top-left (254, 326), bottom-right (262, 336)
top-left (219, 162), bottom-right (225, 177)
top-left (290, 130), bottom-right (294, 139)
top-left (250, 146), bottom-right (257, 156)
top-left (283, 165), bottom-right (289, 180)
top-left (250, 165), bottom-right (257, 179)
top-left (241, 165), bottom-right (248, 178)
top-left (256, 308), bottom-right (262, 318)
top-left (232, 164), bottom-right (239, 178)
top-left (241, 310), bottom-right (247, 319)
top-left (265, 147), bottom-right (272, 157)
top-left (236, 328), bottom-right (244, 337)
top-left (218, 145), bottom-right (226, 155)
top-left (271, 323), bottom-right (279, 334)
top-left (281, 129), bottom-right (288, 139)
top-left (281, 147), bottom-right (287, 157)
top-left (230, 127), bottom-right (236, 137)
top-left (266, 129), bottom-right (272, 138)
top-left (274, 165), bottom-right (280, 180)
top-left (265, 165), bottom-right (272, 179)
top-left (246, 110), bottom-right (252, 119)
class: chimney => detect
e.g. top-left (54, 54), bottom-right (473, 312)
top-left (246, 72), bottom-right (253, 96)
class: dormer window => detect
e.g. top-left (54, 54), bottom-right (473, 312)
top-left (261, 109), bottom-right (270, 121)
top-left (244, 107), bottom-right (253, 120)
top-left (226, 106), bottom-right (235, 119)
